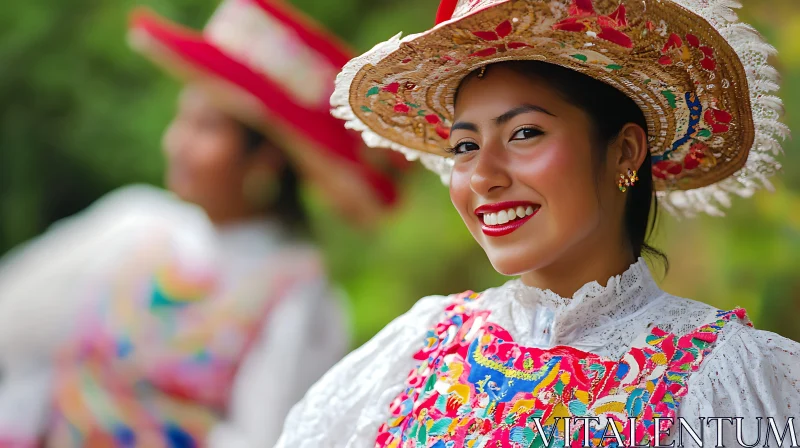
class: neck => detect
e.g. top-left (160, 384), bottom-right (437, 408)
top-left (519, 232), bottom-right (636, 299)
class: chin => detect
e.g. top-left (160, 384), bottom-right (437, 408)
top-left (484, 246), bottom-right (548, 277)
top-left (489, 260), bottom-right (536, 277)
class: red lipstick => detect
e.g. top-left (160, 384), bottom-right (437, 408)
top-left (474, 201), bottom-right (540, 237)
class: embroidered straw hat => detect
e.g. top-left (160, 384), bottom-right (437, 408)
top-left (332, 0), bottom-right (788, 217)
top-left (129, 0), bottom-right (403, 227)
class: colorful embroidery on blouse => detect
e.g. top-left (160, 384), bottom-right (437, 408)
top-left (49, 240), bottom-right (321, 448)
top-left (150, 262), bottom-right (216, 307)
top-left (376, 291), bottom-right (750, 448)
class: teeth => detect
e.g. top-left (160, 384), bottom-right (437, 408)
top-left (482, 205), bottom-right (538, 226)
top-left (497, 210), bottom-right (509, 225)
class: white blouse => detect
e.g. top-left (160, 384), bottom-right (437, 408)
top-left (277, 259), bottom-right (800, 447)
top-left (0, 184), bottom-right (349, 447)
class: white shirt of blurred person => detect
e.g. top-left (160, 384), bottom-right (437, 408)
top-left (0, 86), bottom-right (350, 447)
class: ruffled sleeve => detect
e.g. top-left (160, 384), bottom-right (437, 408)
top-left (677, 321), bottom-right (800, 446)
top-left (275, 294), bottom-right (452, 448)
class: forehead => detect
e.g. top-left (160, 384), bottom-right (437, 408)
top-left (177, 86), bottom-right (228, 119)
top-left (453, 66), bottom-right (575, 121)
top-left (179, 86), bottom-right (210, 108)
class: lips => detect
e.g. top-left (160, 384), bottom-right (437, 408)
top-left (474, 201), bottom-right (540, 237)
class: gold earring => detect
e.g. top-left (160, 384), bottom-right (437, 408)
top-left (629, 168), bottom-right (639, 185)
top-left (618, 168), bottom-right (639, 193)
top-left (476, 65), bottom-right (487, 79)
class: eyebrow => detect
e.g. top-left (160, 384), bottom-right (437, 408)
top-left (450, 121), bottom-right (479, 133)
top-left (494, 104), bottom-right (556, 125)
top-left (450, 103), bottom-right (556, 134)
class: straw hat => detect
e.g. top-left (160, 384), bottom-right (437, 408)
top-left (332, 0), bottom-right (788, 217)
top-left (129, 0), bottom-right (403, 227)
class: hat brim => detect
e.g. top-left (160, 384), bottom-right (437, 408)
top-left (333, 0), bottom-right (787, 216)
top-left (130, 8), bottom-right (399, 227)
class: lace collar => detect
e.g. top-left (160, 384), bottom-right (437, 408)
top-left (487, 258), bottom-right (664, 347)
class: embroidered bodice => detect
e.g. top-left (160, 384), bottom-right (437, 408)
top-left (376, 292), bottom-right (745, 447)
top-left (276, 259), bottom-right (800, 448)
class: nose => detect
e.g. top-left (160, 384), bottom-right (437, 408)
top-left (469, 141), bottom-right (512, 196)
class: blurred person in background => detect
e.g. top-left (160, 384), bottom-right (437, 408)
top-left (0, 0), bottom-right (400, 446)
top-left (277, 0), bottom-right (800, 446)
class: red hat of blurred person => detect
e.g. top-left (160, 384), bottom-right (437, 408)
top-left (129, 0), bottom-right (404, 227)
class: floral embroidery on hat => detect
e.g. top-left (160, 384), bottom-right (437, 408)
top-left (658, 31), bottom-right (718, 71)
top-left (651, 83), bottom-right (731, 181)
top-left (469, 20), bottom-right (531, 57)
top-left (553, 0), bottom-right (633, 48)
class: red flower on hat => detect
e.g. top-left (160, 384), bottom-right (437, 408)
top-left (699, 46), bottom-right (717, 71)
top-left (683, 142), bottom-right (711, 170)
top-left (553, 0), bottom-right (633, 48)
top-left (382, 82), bottom-right (400, 94)
top-left (425, 113), bottom-right (451, 139)
top-left (653, 160), bottom-right (683, 180)
top-left (469, 20), bottom-right (531, 57)
top-left (686, 33), bottom-right (718, 70)
top-left (393, 103), bottom-right (410, 113)
top-left (658, 32), bottom-right (717, 70)
top-left (657, 33), bottom-right (683, 65)
top-left (472, 19), bottom-right (512, 41)
top-left (661, 33), bottom-right (683, 53)
top-left (380, 83), bottom-right (450, 139)
top-left (704, 107), bottom-right (732, 133)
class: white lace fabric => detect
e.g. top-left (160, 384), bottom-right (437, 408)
top-left (276, 259), bottom-right (800, 447)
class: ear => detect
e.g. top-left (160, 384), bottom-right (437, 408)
top-left (611, 123), bottom-right (648, 175)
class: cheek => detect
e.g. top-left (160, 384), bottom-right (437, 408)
top-left (182, 137), bottom-right (243, 195)
top-left (449, 164), bottom-right (474, 221)
top-left (514, 137), bottom-right (600, 226)
top-left (203, 133), bottom-right (243, 169)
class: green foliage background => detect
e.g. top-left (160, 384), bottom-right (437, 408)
top-left (1, 0), bottom-right (798, 346)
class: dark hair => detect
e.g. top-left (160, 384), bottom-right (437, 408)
top-left (461, 61), bottom-right (668, 270)
top-left (241, 125), bottom-right (310, 237)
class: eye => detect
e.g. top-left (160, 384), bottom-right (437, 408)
top-left (510, 127), bottom-right (544, 141)
top-left (446, 141), bottom-right (480, 155)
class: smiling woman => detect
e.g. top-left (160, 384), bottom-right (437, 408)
top-left (277, 0), bottom-right (800, 447)
top-left (447, 61), bottom-right (661, 290)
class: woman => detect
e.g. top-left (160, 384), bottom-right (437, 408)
top-left (0, 0), bottom-right (399, 446)
top-left (277, 0), bottom-right (800, 446)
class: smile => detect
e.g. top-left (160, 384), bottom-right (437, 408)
top-left (474, 201), bottom-right (540, 237)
